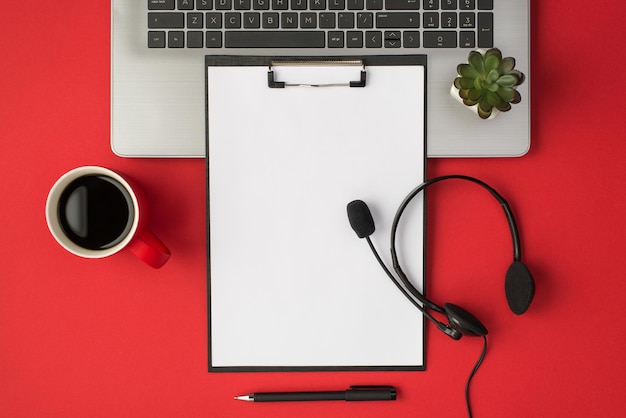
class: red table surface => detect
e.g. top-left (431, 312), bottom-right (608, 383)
top-left (2, 2), bottom-right (625, 417)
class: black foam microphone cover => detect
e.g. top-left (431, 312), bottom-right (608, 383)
top-left (505, 261), bottom-right (535, 315)
top-left (347, 200), bottom-right (376, 238)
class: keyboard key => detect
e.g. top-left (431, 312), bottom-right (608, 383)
top-left (403, 30), bottom-right (420, 47)
top-left (206, 13), bottom-right (223, 28)
top-left (365, 30), bottom-right (382, 47)
top-left (441, 12), bottom-right (457, 28)
top-left (263, 12), bottom-right (279, 28)
top-left (273, 0), bottom-right (289, 9)
top-left (177, 0), bottom-right (194, 10)
top-left (253, 0), bottom-right (270, 9)
top-left (225, 13), bottom-right (241, 28)
top-left (478, 12), bottom-right (493, 47)
top-left (328, 31), bottom-right (344, 47)
top-left (441, 0), bottom-right (456, 9)
top-left (357, 12), bottom-right (374, 28)
top-left (197, 0), bottom-right (213, 9)
top-left (147, 31), bottom-right (166, 47)
top-left (206, 31), bottom-right (223, 47)
top-left (148, 0), bottom-right (175, 10)
top-left (319, 13), bottom-right (336, 28)
top-left (225, 31), bottom-right (325, 47)
top-left (148, 13), bottom-right (185, 28)
top-left (385, 0), bottom-right (419, 10)
top-left (347, 31), bottom-right (363, 47)
top-left (423, 31), bottom-right (457, 47)
top-left (478, 0), bottom-right (493, 10)
top-left (459, 0), bottom-right (475, 10)
top-left (367, 0), bottom-right (383, 9)
top-left (459, 30), bottom-right (475, 47)
top-left (234, 0), bottom-right (252, 9)
top-left (423, 0), bottom-right (438, 10)
top-left (244, 12), bottom-right (261, 28)
top-left (187, 13), bottom-right (204, 28)
top-left (376, 13), bottom-right (420, 28)
top-left (460, 12), bottom-right (475, 28)
top-left (215, 0), bottom-right (232, 9)
top-left (384, 30), bottom-right (400, 39)
top-left (311, 0), bottom-right (327, 9)
top-left (281, 13), bottom-right (298, 28)
top-left (329, 0), bottom-right (346, 9)
top-left (187, 31), bottom-right (204, 47)
top-left (168, 31), bottom-right (185, 47)
top-left (291, 0), bottom-right (307, 9)
top-left (423, 12), bottom-right (439, 28)
top-left (347, 0), bottom-right (364, 9)
top-left (300, 13), bottom-right (317, 28)
top-left (338, 12), bottom-right (355, 28)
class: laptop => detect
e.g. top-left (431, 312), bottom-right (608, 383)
top-left (111, 0), bottom-right (530, 158)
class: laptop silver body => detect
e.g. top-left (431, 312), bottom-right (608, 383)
top-left (111, 0), bottom-right (530, 158)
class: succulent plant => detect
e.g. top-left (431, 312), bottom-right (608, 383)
top-left (454, 48), bottom-right (525, 119)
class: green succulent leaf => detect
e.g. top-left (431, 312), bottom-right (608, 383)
top-left (468, 88), bottom-right (483, 102)
top-left (484, 48), bottom-right (502, 62)
top-left (497, 86), bottom-right (516, 102)
top-left (511, 89), bottom-right (522, 104)
top-left (496, 74), bottom-right (518, 88)
top-left (498, 57), bottom-right (515, 74)
top-left (487, 82), bottom-right (500, 92)
top-left (468, 51), bottom-right (485, 74)
top-left (506, 70), bottom-right (526, 86)
top-left (484, 54), bottom-right (501, 74)
top-left (455, 76), bottom-right (475, 90)
top-left (477, 97), bottom-right (493, 119)
top-left (495, 101), bottom-right (512, 112)
top-left (486, 91), bottom-right (501, 106)
top-left (457, 63), bottom-right (479, 78)
top-left (454, 77), bottom-right (462, 90)
top-left (487, 69), bottom-right (500, 84)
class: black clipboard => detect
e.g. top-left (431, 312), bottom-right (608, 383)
top-left (206, 55), bottom-right (427, 372)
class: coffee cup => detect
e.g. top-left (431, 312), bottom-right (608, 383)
top-left (46, 166), bottom-right (171, 268)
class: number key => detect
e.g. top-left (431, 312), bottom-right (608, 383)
top-left (441, 0), bottom-right (456, 9)
top-left (423, 0), bottom-right (438, 9)
top-left (460, 0), bottom-right (475, 10)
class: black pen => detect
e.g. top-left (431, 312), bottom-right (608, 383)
top-left (235, 385), bottom-right (396, 402)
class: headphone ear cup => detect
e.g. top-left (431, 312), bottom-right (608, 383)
top-left (505, 261), bottom-right (535, 315)
top-left (443, 303), bottom-right (488, 337)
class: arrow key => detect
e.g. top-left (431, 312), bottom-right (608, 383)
top-left (403, 30), bottom-right (420, 48)
top-left (365, 30), bottom-right (382, 47)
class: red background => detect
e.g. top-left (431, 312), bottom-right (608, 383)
top-left (2, 1), bottom-right (625, 417)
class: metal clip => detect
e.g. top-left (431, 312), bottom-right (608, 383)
top-left (268, 59), bottom-right (367, 88)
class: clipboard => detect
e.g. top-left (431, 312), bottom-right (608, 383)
top-left (206, 55), bottom-right (427, 371)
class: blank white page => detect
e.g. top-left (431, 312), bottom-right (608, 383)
top-left (207, 58), bottom-right (426, 370)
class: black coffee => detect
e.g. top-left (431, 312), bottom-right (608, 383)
top-left (58, 175), bottom-right (134, 250)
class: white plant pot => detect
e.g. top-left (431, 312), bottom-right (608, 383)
top-left (450, 82), bottom-right (500, 120)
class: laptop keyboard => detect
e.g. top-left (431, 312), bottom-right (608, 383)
top-left (147, 0), bottom-right (494, 49)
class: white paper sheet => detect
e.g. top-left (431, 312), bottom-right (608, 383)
top-left (207, 58), bottom-right (426, 369)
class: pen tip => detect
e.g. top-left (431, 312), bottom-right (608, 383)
top-left (234, 395), bottom-right (252, 401)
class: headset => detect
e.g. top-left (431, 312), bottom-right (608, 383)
top-left (346, 174), bottom-right (535, 341)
